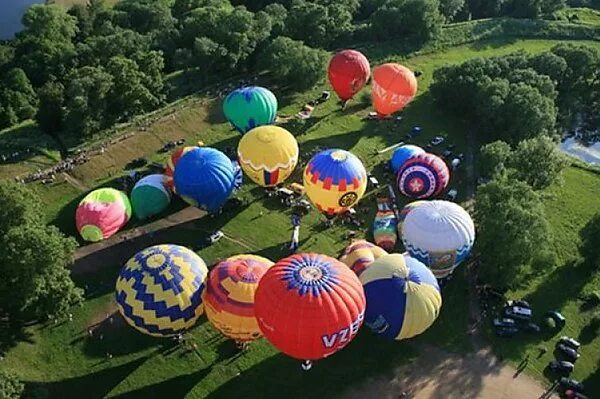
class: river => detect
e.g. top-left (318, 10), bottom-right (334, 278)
top-left (0, 0), bottom-right (45, 40)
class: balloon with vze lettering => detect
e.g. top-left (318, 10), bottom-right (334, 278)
top-left (254, 253), bottom-right (366, 370)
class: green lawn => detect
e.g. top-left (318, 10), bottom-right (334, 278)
top-left (555, 7), bottom-right (600, 26)
top-left (2, 37), bottom-right (600, 398)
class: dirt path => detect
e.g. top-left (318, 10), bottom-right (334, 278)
top-left (222, 233), bottom-right (255, 251)
top-left (341, 346), bottom-right (557, 399)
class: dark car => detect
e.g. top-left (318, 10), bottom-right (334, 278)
top-left (442, 149), bottom-right (453, 159)
top-left (506, 299), bottom-right (531, 309)
top-left (457, 153), bottom-right (465, 161)
top-left (548, 360), bottom-right (574, 374)
top-left (559, 377), bottom-right (584, 393)
top-left (411, 126), bottom-right (422, 135)
top-left (503, 306), bottom-right (532, 321)
top-left (523, 322), bottom-right (540, 333)
top-left (558, 336), bottom-right (581, 351)
top-left (492, 318), bottom-right (519, 337)
top-left (545, 310), bottom-right (567, 329)
top-left (556, 343), bottom-right (580, 362)
top-left (425, 144), bottom-right (433, 151)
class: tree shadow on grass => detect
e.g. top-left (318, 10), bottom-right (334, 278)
top-left (0, 318), bottom-right (35, 354)
top-left (24, 356), bottom-right (149, 399)
top-left (582, 364), bottom-right (600, 397)
top-left (0, 123), bottom-right (60, 164)
top-left (578, 320), bottom-right (599, 345)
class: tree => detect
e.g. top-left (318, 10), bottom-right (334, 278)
top-left (370, 0), bottom-right (444, 43)
top-left (478, 140), bottom-right (512, 178)
top-left (264, 3), bottom-right (288, 36)
top-left (510, 136), bottom-right (567, 189)
top-left (439, 0), bottom-right (466, 20)
top-left (475, 174), bottom-right (554, 288)
top-left (36, 81), bottom-right (68, 157)
top-left (171, 0), bottom-right (229, 18)
top-left (466, 0), bottom-right (506, 18)
top-left (0, 370), bottom-right (24, 399)
top-left (581, 213), bottom-right (600, 269)
top-left (260, 36), bottom-right (328, 89)
top-left (113, 0), bottom-right (175, 34)
top-left (0, 68), bottom-right (38, 129)
top-left (0, 181), bottom-right (44, 235)
top-left (0, 225), bottom-right (82, 320)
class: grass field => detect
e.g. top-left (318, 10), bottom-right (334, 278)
top-left (1, 33), bottom-right (600, 397)
top-left (555, 7), bottom-right (600, 25)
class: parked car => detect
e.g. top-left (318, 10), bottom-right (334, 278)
top-left (492, 318), bottom-right (519, 337)
top-left (523, 322), bottom-right (540, 333)
top-left (545, 310), bottom-right (567, 330)
top-left (425, 144), bottom-right (433, 151)
top-left (558, 337), bottom-right (581, 351)
top-left (548, 360), bottom-right (574, 374)
top-left (411, 126), bottom-right (422, 135)
top-left (446, 144), bottom-right (456, 151)
top-left (506, 299), bottom-right (531, 308)
top-left (503, 306), bottom-right (532, 321)
top-left (446, 188), bottom-right (458, 201)
top-left (430, 136), bottom-right (445, 146)
top-left (442, 149), bottom-right (453, 159)
top-left (556, 343), bottom-right (580, 362)
top-left (208, 230), bottom-right (224, 244)
top-left (395, 116), bottom-right (403, 123)
top-left (559, 377), bottom-right (584, 393)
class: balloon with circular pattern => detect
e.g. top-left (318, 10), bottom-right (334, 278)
top-left (237, 125), bottom-right (299, 187)
top-left (131, 174), bottom-right (171, 220)
top-left (328, 49), bottom-right (371, 103)
top-left (303, 149), bottom-right (367, 215)
top-left (173, 147), bottom-right (235, 213)
top-left (401, 200), bottom-right (475, 279)
top-left (223, 86), bottom-right (278, 134)
top-left (76, 188), bottom-right (131, 242)
top-left (115, 244), bottom-right (209, 337)
top-left (396, 153), bottom-right (450, 199)
top-left (372, 63), bottom-right (418, 117)
top-left (340, 240), bottom-right (388, 277)
top-left (203, 254), bottom-right (274, 342)
top-left (255, 253), bottom-right (366, 361)
top-left (359, 253), bottom-right (441, 340)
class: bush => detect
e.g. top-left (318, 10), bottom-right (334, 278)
top-left (583, 291), bottom-right (600, 308)
top-left (0, 370), bottom-right (24, 399)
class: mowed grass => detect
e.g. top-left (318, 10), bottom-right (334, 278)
top-left (555, 7), bottom-right (600, 26)
top-left (487, 166), bottom-right (600, 394)
top-left (2, 38), bottom-right (600, 398)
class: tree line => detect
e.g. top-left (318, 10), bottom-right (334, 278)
top-left (0, 0), bottom-right (579, 149)
top-left (429, 44), bottom-right (599, 288)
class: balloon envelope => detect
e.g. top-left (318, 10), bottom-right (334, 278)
top-left (340, 240), bottom-right (388, 277)
top-left (390, 145), bottom-right (425, 174)
top-left (115, 244), bottom-right (208, 337)
top-left (231, 160), bottom-right (243, 192)
top-left (360, 253), bottom-right (441, 340)
top-left (203, 254), bottom-right (274, 342)
top-left (173, 147), bottom-right (235, 213)
top-left (223, 86), bottom-right (277, 134)
top-left (131, 174), bottom-right (171, 220)
top-left (401, 200), bottom-right (475, 278)
top-left (397, 200), bottom-right (426, 237)
top-left (372, 63), bottom-right (418, 116)
top-left (76, 188), bottom-right (131, 242)
top-left (237, 126), bottom-right (299, 187)
top-left (255, 253), bottom-right (366, 360)
top-left (165, 146), bottom-right (196, 192)
top-left (328, 49), bottom-right (371, 102)
top-left (396, 153), bottom-right (450, 199)
top-left (303, 149), bottom-right (367, 215)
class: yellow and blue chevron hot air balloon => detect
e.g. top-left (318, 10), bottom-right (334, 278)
top-left (359, 253), bottom-right (441, 341)
top-left (203, 254), bottom-right (274, 342)
top-left (303, 149), bottom-right (367, 215)
top-left (237, 126), bottom-right (298, 187)
top-left (115, 245), bottom-right (209, 337)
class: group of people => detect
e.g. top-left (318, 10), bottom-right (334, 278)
top-left (14, 152), bottom-right (90, 184)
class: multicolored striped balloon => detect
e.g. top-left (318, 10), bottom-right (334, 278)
top-left (255, 253), bottom-right (366, 360)
top-left (396, 153), bottom-right (450, 199)
top-left (340, 240), bottom-right (387, 277)
top-left (131, 174), bottom-right (171, 220)
top-left (223, 86), bottom-right (278, 134)
top-left (237, 126), bottom-right (299, 187)
top-left (203, 255), bottom-right (274, 342)
top-left (373, 196), bottom-right (398, 251)
top-left (303, 149), bottom-right (367, 215)
top-left (401, 200), bottom-right (475, 279)
top-left (75, 188), bottom-right (131, 242)
top-left (115, 245), bottom-right (208, 337)
top-left (360, 253), bottom-right (441, 340)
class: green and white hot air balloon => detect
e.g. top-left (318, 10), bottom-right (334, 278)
top-left (131, 174), bottom-right (171, 220)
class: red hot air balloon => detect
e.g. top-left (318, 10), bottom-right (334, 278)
top-left (255, 253), bottom-right (366, 362)
top-left (372, 63), bottom-right (418, 117)
top-left (328, 50), bottom-right (371, 104)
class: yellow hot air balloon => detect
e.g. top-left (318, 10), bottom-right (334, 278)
top-left (237, 126), bottom-right (299, 187)
top-left (340, 240), bottom-right (387, 277)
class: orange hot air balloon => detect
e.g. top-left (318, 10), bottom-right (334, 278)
top-left (371, 63), bottom-right (418, 117)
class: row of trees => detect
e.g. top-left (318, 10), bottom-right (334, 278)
top-left (431, 44), bottom-right (600, 143)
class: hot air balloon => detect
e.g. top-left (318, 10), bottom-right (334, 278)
top-left (401, 200), bottom-right (475, 279)
top-left (360, 253), bottom-right (441, 340)
top-left (203, 255), bottom-right (274, 343)
top-left (223, 86), bottom-right (278, 134)
top-left (303, 149), bottom-right (367, 215)
top-left (390, 145), bottom-right (425, 174)
top-left (340, 240), bottom-right (387, 277)
top-left (115, 244), bottom-right (208, 337)
top-left (328, 49), bottom-right (371, 104)
top-left (131, 174), bottom-right (171, 220)
top-left (173, 147), bottom-right (235, 213)
top-left (397, 200), bottom-right (425, 236)
top-left (396, 153), bottom-right (450, 199)
top-left (231, 160), bottom-right (243, 192)
top-left (165, 146), bottom-right (196, 192)
top-left (237, 126), bottom-right (299, 187)
top-left (76, 188), bottom-right (131, 242)
top-left (372, 63), bottom-right (418, 117)
top-left (373, 196), bottom-right (398, 251)
top-left (255, 253), bottom-right (366, 362)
